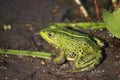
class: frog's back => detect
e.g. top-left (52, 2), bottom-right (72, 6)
top-left (54, 28), bottom-right (100, 50)
top-left (55, 33), bottom-right (101, 63)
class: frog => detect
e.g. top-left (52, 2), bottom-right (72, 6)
top-left (40, 23), bottom-right (104, 72)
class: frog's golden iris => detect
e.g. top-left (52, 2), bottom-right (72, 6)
top-left (40, 23), bottom-right (104, 72)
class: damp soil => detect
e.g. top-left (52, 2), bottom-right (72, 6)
top-left (0, 0), bottom-right (120, 80)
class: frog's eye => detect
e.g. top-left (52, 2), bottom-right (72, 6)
top-left (48, 32), bottom-right (54, 37)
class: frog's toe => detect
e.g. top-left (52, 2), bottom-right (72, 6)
top-left (53, 57), bottom-right (65, 64)
top-left (52, 51), bottom-right (66, 64)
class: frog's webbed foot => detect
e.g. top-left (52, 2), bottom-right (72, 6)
top-left (65, 63), bottom-right (96, 73)
top-left (52, 51), bottom-right (66, 64)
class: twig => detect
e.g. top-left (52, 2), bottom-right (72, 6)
top-left (94, 0), bottom-right (101, 20)
top-left (75, 0), bottom-right (89, 18)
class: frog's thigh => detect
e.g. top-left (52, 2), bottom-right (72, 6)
top-left (74, 55), bottom-right (100, 71)
top-left (53, 51), bottom-right (65, 64)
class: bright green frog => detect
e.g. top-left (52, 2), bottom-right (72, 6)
top-left (40, 23), bottom-right (104, 72)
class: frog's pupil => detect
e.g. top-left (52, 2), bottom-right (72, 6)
top-left (48, 33), bottom-right (53, 37)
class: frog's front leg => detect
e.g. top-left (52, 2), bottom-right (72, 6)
top-left (52, 51), bottom-right (66, 64)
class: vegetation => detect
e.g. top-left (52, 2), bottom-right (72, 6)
top-left (103, 8), bottom-right (120, 38)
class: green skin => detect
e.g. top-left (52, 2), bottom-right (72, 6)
top-left (40, 23), bottom-right (104, 72)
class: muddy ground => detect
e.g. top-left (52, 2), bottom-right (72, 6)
top-left (0, 0), bottom-right (120, 80)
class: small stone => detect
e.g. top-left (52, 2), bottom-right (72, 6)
top-left (40, 60), bottom-right (46, 65)
top-left (4, 54), bottom-right (9, 57)
top-left (5, 77), bottom-right (8, 79)
top-left (118, 74), bottom-right (120, 78)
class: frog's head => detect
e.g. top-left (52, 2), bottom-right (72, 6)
top-left (40, 24), bottom-right (58, 45)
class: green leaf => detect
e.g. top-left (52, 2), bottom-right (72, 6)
top-left (103, 8), bottom-right (120, 38)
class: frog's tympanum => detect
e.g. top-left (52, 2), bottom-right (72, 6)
top-left (40, 23), bottom-right (104, 72)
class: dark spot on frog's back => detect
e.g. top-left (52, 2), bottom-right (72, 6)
top-left (70, 36), bottom-right (74, 39)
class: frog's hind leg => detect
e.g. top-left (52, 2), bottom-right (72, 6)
top-left (93, 37), bottom-right (104, 47)
top-left (53, 51), bottom-right (66, 64)
top-left (73, 53), bottom-right (101, 72)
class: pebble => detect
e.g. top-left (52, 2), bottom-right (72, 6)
top-left (5, 77), bottom-right (8, 79)
top-left (40, 60), bottom-right (46, 65)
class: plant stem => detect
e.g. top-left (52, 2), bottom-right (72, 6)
top-left (53, 22), bottom-right (106, 29)
top-left (0, 49), bottom-right (52, 59)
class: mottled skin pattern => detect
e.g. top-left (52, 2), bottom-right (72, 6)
top-left (40, 23), bottom-right (104, 72)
